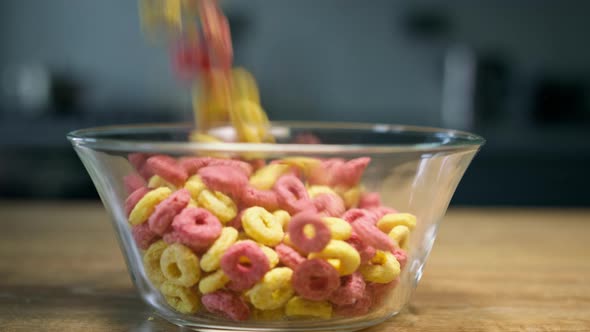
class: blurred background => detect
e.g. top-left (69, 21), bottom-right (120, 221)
top-left (0, 0), bottom-right (588, 206)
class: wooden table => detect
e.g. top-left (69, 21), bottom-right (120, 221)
top-left (0, 202), bottom-right (589, 331)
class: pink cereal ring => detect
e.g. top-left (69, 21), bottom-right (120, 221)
top-left (146, 155), bottom-right (188, 187)
top-left (352, 218), bottom-right (395, 252)
top-left (358, 192), bottom-right (381, 209)
top-left (178, 157), bottom-right (211, 175)
top-left (274, 175), bottom-right (315, 215)
top-left (128, 153), bottom-right (155, 179)
top-left (209, 158), bottom-right (253, 177)
top-left (147, 189), bottom-right (191, 235)
top-left (341, 208), bottom-right (378, 224)
top-left (292, 259), bottom-right (340, 301)
top-left (334, 290), bottom-right (373, 316)
top-left (125, 187), bottom-right (150, 217)
top-left (346, 232), bottom-right (376, 264)
top-left (172, 207), bottom-right (222, 252)
top-left (313, 193), bottom-right (346, 217)
top-left (241, 186), bottom-right (279, 212)
top-left (198, 165), bottom-right (248, 198)
top-left (392, 248), bottom-right (408, 269)
top-left (307, 158), bottom-right (343, 186)
top-left (227, 209), bottom-right (245, 230)
top-left (288, 211), bottom-right (331, 253)
top-left (202, 290), bottom-right (250, 321)
top-left (131, 222), bottom-right (159, 250)
top-left (275, 243), bottom-right (305, 270)
top-left (123, 174), bottom-right (146, 194)
top-left (220, 240), bottom-right (269, 289)
top-left (328, 272), bottom-right (366, 306)
top-left (334, 157), bottom-right (370, 187)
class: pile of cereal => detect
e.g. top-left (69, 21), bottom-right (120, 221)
top-left (124, 154), bottom-right (416, 321)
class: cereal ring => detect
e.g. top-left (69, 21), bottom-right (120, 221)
top-left (187, 198), bottom-right (198, 208)
top-left (171, 207), bottom-right (222, 252)
top-left (275, 243), bottom-right (305, 270)
top-left (346, 232), bottom-right (376, 264)
top-left (341, 208), bottom-right (377, 225)
top-left (242, 207), bottom-right (284, 246)
top-left (184, 174), bottom-right (207, 200)
top-left (220, 240), bottom-right (270, 289)
top-left (208, 158), bottom-right (253, 177)
top-left (367, 278), bottom-right (399, 307)
top-left (179, 157), bottom-right (210, 175)
top-left (198, 165), bottom-right (248, 198)
top-left (352, 218), bottom-right (395, 252)
top-left (337, 185), bottom-right (363, 209)
top-left (392, 248), bottom-right (408, 269)
top-left (124, 174), bottom-right (146, 194)
top-left (146, 155), bottom-right (188, 187)
top-left (359, 250), bottom-right (400, 284)
top-left (198, 269), bottom-right (230, 294)
top-left (288, 211), bottom-right (331, 253)
top-left (313, 193), bottom-right (346, 217)
top-left (200, 227), bottom-right (239, 272)
top-left (358, 192), bottom-right (381, 209)
top-left (197, 189), bottom-right (237, 224)
top-left (247, 267), bottom-right (294, 310)
top-left (321, 217), bottom-right (352, 240)
top-left (132, 222), bottom-right (159, 250)
top-left (285, 296), bottom-right (332, 319)
top-left (125, 187), bottom-right (150, 217)
top-left (252, 308), bottom-right (284, 321)
top-left (160, 281), bottom-right (200, 314)
top-left (333, 291), bottom-right (372, 317)
top-left (307, 158), bottom-right (343, 186)
top-left (388, 225), bottom-right (410, 250)
top-left (227, 209), bottom-right (245, 230)
top-left (276, 157), bottom-right (321, 178)
top-left (128, 153), bottom-right (154, 179)
top-left (147, 175), bottom-right (176, 190)
top-left (160, 243), bottom-right (201, 287)
top-left (258, 244), bottom-right (280, 269)
top-left (274, 175), bottom-right (315, 215)
top-left (334, 157), bottom-right (370, 187)
top-left (292, 259), bottom-right (339, 301)
top-left (307, 185), bottom-right (337, 199)
top-left (241, 186), bottom-right (279, 212)
top-left (273, 210), bottom-right (291, 231)
top-left (249, 164), bottom-right (291, 190)
top-left (148, 189), bottom-right (191, 235)
top-left (308, 240), bottom-right (360, 276)
top-left (143, 240), bottom-right (168, 286)
top-left (129, 187), bottom-right (172, 226)
top-left (201, 290), bottom-right (250, 321)
top-left (377, 213), bottom-right (417, 233)
top-left (328, 272), bottom-right (366, 306)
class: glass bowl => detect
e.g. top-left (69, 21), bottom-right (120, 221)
top-left (67, 122), bottom-right (483, 332)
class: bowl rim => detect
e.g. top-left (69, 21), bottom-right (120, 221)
top-left (67, 121), bottom-right (485, 155)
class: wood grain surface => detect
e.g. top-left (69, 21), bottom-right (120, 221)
top-left (0, 202), bottom-right (588, 331)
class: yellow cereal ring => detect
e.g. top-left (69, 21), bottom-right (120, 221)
top-left (336, 185), bottom-right (363, 209)
top-left (188, 131), bottom-right (224, 143)
top-left (277, 157), bottom-right (321, 178)
top-left (230, 100), bottom-right (273, 143)
top-left (129, 187), bottom-right (172, 225)
top-left (147, 175), bottom-right (177, 190)
top-left (252, 308), bottom-right (285, 321)
top-left (143, 240), bottom-right (168, 286)
top-left (201, 227), bottom-right (239, 272)
top-left (187, 198), bottom-right (198, 208)
top-left (377, 213), bottom-right (417, 233)
top-left (308, 240), bottom-right (360, 276)
top-left (307, 185), bottom-right (337, 199)
top-left (285, 296), bottom-right (332, 319)
top-left (184, 175), bottom-right (207, 200)
top-left (237, 231), bottom-right (251, 241)
top-left (249, 164), bottom-right (291, 190)
top-left (242, 206), bottom-right (284, 246)
top-left (273, 210), bottom-right (291, 231)
top-left (197, 189), bottom-right (237, 224)
top-left (359, 250), bottom-right (400, 284)
top-left (198, 269), bottom-right (230, 294)
top-left (388, 225), bottom-right (411, 250)
top-left (231, 67), bottom-right (261, 105)
top-left (259, 245), bottom-right (279, 268)
top-left (321, 217), bottom-right (352, 240)
top-left (247, 267), bottom-right (294, 310)
top-left (160, 243), bottom-right (201, 287)
top-left (160, 281), bottom-right (200, 314)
